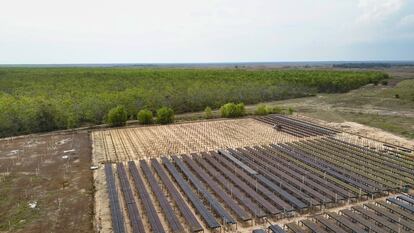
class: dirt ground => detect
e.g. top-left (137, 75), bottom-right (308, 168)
top-left (296, 114), bottom-right (414, 150)
top-left (0, 132), bottom-right (93, 233)
top-left (93, 166), bottom-right (112, 233)
top-left (92, 118), bottom-right (301, 163)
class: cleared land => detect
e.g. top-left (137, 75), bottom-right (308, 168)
top-left (0, 132), bottom-right (93, 233)
top-left (92, 118), bottom-right (301, 163)
top-left (249, 69), bottom-right (414, 140)
top-left (93, 116), bottom-right (414, 233)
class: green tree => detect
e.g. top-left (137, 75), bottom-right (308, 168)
top-left (255, 104), bottom-right (268, 115)
top-left (137, 109), bottom-right (153, 124)
top-left (36, 102), bottom-right (58, 132)
top-left (156, 107), bottom-right (174, 124)
top-left (236, 103), bottom-right (245, 116)
top-left (0, 67), bottom-right (388, 137)
top-left (220, 102), bottom-right (245, 118)
top-left (107, 106), bottom-right (128, 127)
top-left (204, 106), bottom-right (213, 119)
top-left (269, 106), bottom-right (282, 114)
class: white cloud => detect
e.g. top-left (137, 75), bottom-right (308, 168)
top-left (398, 14), bottom-right (414, 27)
top-left (357, 0), bottom-right (405, 23)
top-left (0, 0), bottom-right (412, 63)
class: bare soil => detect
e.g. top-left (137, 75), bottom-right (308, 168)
top-left (296, 114), bottom-right (414, 150)
top-left (0, 132), bottom-right (93, 233)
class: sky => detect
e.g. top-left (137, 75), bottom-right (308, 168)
top-left (1, 0), bottom-right (413, 64)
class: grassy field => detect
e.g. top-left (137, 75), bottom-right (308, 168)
top-left (0, 68), bottom-right (386, 137)
top-left (301, 110), bottom-right (414, 139)
top-left (0, 174), bottom-right (40, 231)
top-left (246, 72), bottom-right (414, 139)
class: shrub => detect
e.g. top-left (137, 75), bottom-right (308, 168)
top-left (236, 103), bottom-right (245, 116)
top-left (156, 107), bottom-right (174, 124)
top-left (220, 102), bottom-right (245, 118)
top-left (220, 103), bottom-right (235, 118)
top-left (204, 106), bottom-right (213, 119)
top-left (287, 107), bottom-right (294, 115)
top-left (107, 106), bottom-right (128, 127)
top-left (381, 80), bottom-right (388, 86)
top-left (137, 109), bottom-right (153, 124)
top-left (266, 106), bottom-right (283, 114)
top-left (255, 104), bottom-right (268, 115)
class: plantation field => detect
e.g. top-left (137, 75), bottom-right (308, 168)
top-left (0, 68), bottom-right (387, 137)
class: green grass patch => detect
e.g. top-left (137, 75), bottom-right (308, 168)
top-left (0, 174), bottom-right (40, 231)
top-left (322, 79), bottom-right (414, 110)
top-left (302, 110), bottom-right (414, 139)
top-left (342, 113), bottom-right (414, 139)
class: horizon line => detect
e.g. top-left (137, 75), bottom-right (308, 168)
top-left (1, 60), bottom-right (414, 67)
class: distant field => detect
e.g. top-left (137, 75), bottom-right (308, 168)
top-left (251, 76), bottom-right (414, 139)
top-left (0, 68), bottom-right (387, 137)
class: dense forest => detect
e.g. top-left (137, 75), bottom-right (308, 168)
top-left (0, 68), bottom-right (387, 137)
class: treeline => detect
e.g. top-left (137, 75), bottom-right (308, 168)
top-left (333, 63), bottom-right (414, 68)
top-left (0, 68), bottom-right (388, 137)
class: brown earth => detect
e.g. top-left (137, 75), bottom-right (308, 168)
top-left (0, 132), bottom-right (93, 233)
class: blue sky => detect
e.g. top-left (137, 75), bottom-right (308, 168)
top-left (1, 0), bottom-right (413, 64)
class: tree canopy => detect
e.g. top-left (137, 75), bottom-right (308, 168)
top-left (0, 67), bottom-right (387, 137)
top-left (137, 109), bottom-right (153, 124)
top-left (156, 107), bottom-right (174, 124)
top-left (107, 106), bottom-right (128, 127)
